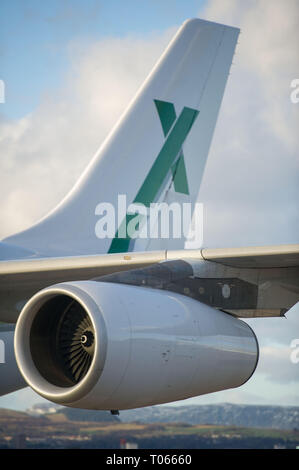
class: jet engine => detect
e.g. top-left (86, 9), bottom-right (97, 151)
top-left (0, 328), bottom-right (26, 396)
top-left (14, 281), bottom-right (259, 410)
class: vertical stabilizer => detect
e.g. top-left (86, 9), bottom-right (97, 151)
top-left (4, 19), bottom-right (240, 256)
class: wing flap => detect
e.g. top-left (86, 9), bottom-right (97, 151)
top-left (201, 244), bottom-right (299, 268)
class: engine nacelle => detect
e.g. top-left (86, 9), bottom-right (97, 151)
top-left (0, 328), bottom-right (26, 396)
top-left (14, 281), bottom-right (259, 410)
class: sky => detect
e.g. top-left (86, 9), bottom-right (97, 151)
top-left (0, 0), bottom-right (298, 411)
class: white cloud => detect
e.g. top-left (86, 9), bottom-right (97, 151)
top-left (197, 0), bottom-right (299, 248)
top-left (0, 28), bottom-right (174, 239)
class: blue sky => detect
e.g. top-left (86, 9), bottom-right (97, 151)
top-left (0, 0), bottom-right (298, 412)
top-left (0, 0), bottom-right (206, 118)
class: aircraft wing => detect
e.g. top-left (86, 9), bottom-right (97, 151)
top-left (1, 244), bottom-right (298, 322)
top-left (201, 244), bottom-right (299, 268)
top-left (0, 250), bottom-right (167, 282)
top-left (1, 244), bottom-right (298, 280)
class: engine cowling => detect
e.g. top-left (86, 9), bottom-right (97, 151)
top-left (14, 281), bottom-right (259, 410)
top-left (0, 328), bottom-right (26, 396)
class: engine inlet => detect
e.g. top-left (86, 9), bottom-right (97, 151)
top-left (29, 295), bottom-right (95, 387)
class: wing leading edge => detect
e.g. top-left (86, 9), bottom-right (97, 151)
top-left (0, 244), bottom-right (298, 323)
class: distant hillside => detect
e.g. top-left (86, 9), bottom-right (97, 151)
top-left (120, 404), bottom-right (299, 430)
top-left (25, 402), bottom-right (299, 430)
top-left (1, 407), bottom-right (299, 449)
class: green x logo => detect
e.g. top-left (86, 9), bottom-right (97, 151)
top-left (155, 100), bottom-right (192, 196)
top-left (108, 100), bottom-right (199, 253)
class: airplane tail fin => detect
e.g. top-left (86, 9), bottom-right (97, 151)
top-left (4, 19), bottom-right (239, 256)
